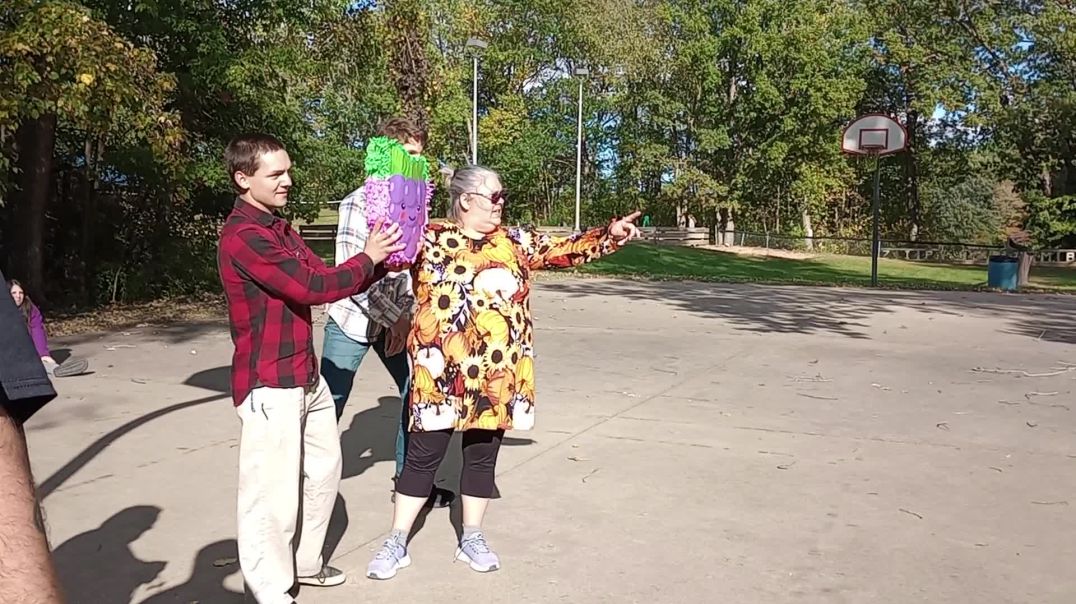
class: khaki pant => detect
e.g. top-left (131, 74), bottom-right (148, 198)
top-left (236, 377), bottom-right (341, 604)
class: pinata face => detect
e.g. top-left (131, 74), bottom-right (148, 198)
top-left (363, 136), bottom-right (433, 268)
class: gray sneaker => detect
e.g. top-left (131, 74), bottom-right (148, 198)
top-left (455, 532), bottom-right (500, 572)
top-left (366, 534), bottom-right (411, 580)
top-left (52, 357), bottom-right (89, 378)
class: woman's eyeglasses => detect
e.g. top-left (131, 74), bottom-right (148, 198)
top-left (470, 190), bottom-right (507, 206)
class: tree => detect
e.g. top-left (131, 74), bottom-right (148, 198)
top-left (384, 0), bottom-right (433, 128)
top-left (2, 0), bottom-right (1073, 307)
top-left (921, 174), bottom-right (1002, 243)
top-left (1025, 194), bottom-right (1076, 249)
top-left (0, 0), bottom-right (179, 297)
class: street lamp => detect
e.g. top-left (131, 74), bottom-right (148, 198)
top-left (573, 67), bottom-right (589, 232)
top-left (466, 37), bottom-right (488, 164)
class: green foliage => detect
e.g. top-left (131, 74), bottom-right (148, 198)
top-left (0, 0), bottom-right (182, 202)
top-left (3, 0), bottom-right (1076, 306)
top-left (921, 175), bottom-right (1002, 244)
top-left (1025, 194), bottom-right (1076, 249)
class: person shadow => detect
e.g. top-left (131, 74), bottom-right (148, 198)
top-left (339, 395), bottom-right (402, 482)
top-left (141, 540), bottom-right (244, 603)
top-left (183, 365), bottom-right (232, 393)
top-left (52, 505), bottom-right (167, 603)
top-left (322, 395), bottom-right (401, 561)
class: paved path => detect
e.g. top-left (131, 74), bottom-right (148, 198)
top-left (29, 278), bottom-right (1076, 603)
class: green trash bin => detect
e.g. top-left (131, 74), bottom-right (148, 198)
top-left (987, 255), bottom-right (1019, 291)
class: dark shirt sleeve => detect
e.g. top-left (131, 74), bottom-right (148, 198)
top-left (0, 271), bottom-right (56, 424)
top-left (225, 226), bottom-right (386, 306)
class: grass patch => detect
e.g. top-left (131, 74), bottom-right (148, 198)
top-left (576, 244), bottom-right (1076, 292)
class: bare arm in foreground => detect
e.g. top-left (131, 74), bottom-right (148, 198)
top-left (0, 405), bottom-right (63, 603)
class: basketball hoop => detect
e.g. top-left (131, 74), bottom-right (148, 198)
top-left (841, 113), bottom-right (908, 288)
top-left (842, 114), bottom-right (907, 156)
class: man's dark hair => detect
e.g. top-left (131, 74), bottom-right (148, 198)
top-left (376, 117), bottom-right (427, 146)
top-left (224, 134), bottom-right (286, 193)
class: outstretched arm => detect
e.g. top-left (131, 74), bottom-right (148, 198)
top-left (508, 211), bottom-right (641, 270)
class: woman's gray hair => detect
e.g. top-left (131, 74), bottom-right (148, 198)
top-left (440, 164), bottom-right (500, 223)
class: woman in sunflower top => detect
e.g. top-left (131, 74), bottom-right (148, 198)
top-left (366, 165), bottom-right (640, 580)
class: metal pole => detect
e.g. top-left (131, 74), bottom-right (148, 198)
top-left (871, 154), bottom-right (882, 287)
top-left (472, 55), bottom-right (479, 164)
top-left (574, 78), bottom-right (584, 232)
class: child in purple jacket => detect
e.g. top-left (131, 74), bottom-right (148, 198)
top-left (8, 280), bottom-right (89, 378)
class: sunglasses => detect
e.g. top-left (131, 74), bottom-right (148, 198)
top-left (470, 190), bottom-right (507, 206)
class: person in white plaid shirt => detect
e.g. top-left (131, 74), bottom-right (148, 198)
top-left (320, 118), bottom-right (455, 508)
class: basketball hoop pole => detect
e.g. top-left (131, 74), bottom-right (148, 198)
top-left (870, 153), bottom-right (882, 287)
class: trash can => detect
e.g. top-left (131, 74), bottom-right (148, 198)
top-left (987, 255), bottom-right (1019, 291)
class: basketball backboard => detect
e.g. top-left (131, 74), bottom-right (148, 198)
top-left (842, 114), bottom-right (907, 156)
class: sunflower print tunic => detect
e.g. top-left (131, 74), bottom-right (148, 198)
top-left (408, 221), bottom-right (621, 432)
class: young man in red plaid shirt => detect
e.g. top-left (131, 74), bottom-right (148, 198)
top-left (217, 134), bottom-right (404, 603)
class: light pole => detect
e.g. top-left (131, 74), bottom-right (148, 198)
top-left (573, 67), bottom-right (589, 231)
top-left (466, 37), bottom-right (488, 164)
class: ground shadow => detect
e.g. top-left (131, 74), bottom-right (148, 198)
top-left (890, 289), bottom-right (1076, 345)
top-left (38, 367), bottom-right (232, 498)
top-left (339, 395), bottom-right (404, 482)
top-left (184, 365), bottom-right (232, 393)
top-left (994, 297), bottom-right (1076, 344)
top-left (321, 395), bottom-right (402, 560)
top-left (54, 320), bottom-right (228, 348)
top-left (322, 494), bottom-right (350, 563)
top-left (53, 505), bottom-right (167, 603)
top-left (550, 277), bottom-right (893, 339)
top-left (141, 540), bottom-right (244, 603)
top-left (544, 277), bottom-right (1076, 343)
top-left (38, 393), bottom-right (228, 498)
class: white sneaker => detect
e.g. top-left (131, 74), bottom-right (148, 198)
top-left (366, 534), bottom-right (411, 580)
top-left (455, 531), bottom-right (500, 573)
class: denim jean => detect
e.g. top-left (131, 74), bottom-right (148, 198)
top-left (319, 318), bottom-right (410, 477)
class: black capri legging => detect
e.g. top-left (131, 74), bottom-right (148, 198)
top-left (395, 429), bottom-right (504, 499)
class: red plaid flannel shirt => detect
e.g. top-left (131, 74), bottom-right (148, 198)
top-left (218, 199), bottom-right (385, 405)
